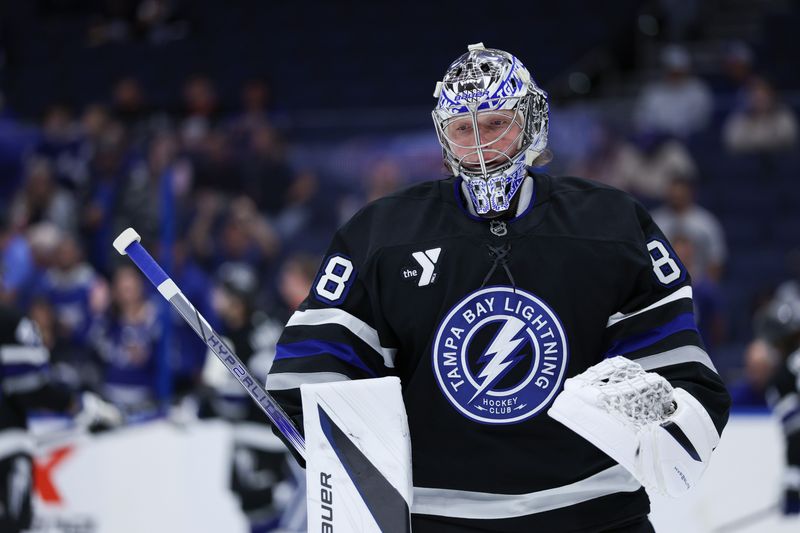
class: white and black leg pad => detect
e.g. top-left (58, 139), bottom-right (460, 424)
top-left (548, 357), bottom-right (720, 497)
top-left (301, 377), bottom-right (413, 532)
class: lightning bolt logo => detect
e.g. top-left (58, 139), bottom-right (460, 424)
top-left (469, 317), bottom-right (528, 403)
top-left (433, 287), bottom-right (568, 425)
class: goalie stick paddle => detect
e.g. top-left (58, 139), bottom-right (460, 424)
top-left (112, 228), bottom-right (306, 459)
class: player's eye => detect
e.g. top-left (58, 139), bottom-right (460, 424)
top-left (478, 117), bottom-right (507, 132)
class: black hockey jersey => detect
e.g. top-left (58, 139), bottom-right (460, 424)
top-left (1, 306), bottom-right (77, 532)
top-left (767, 349), bottom-right (800, 512)
top-left (1, 305), bottom-right (74, 455)
top-left (267, 173), bottom-right (731, 532)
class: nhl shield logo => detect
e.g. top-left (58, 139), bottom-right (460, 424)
top-left (432, 287), bottom-right (569, 424)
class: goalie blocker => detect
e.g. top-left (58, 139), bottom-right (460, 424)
top-left (548, 356), bottom-right (720, 497)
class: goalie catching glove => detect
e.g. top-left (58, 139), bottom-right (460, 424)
top-left (548, 356), bottom-right (720, 497)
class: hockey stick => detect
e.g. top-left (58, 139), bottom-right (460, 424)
top-left (710, 502), bottom-right (779, 532)
top-left (112, 228), bottom-right (306, 459)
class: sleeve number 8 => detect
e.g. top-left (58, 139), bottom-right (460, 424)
top-left (314, 255), bottom-right (355, 303)
top-left (647, 240), bottom-right (681, 285)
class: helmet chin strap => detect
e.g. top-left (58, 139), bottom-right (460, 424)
top-left (460, 175), bottom-right (534, 219)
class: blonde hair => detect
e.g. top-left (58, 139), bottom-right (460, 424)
top-left (529, 148), bottom-right (554, 168)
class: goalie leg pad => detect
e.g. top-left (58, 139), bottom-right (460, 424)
top-left (301, 377), bottom-right (413, 532)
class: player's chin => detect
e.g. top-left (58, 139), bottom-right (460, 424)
top-left (460, 161), bottom-right (506, 175)
top-left (460, 156), bottom-right (499, 170)
top-left (459, 151), bottom-right (517, 172)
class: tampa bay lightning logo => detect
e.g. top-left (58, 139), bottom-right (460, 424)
top-left (432, 287), bottom-right (569, 424)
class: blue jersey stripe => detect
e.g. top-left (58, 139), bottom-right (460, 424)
top-left (275, 340), bottom-right (377, 378)
top-left (781, 406), bottom-right (800, 425)
top-left (604, 313), bottom-right (698, 358)
top-left (2, 362), bottom-right (48, 378)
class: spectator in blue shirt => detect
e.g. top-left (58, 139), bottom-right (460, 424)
top-left (91, 265), bottom-right (160, 415)
top-left (0, 213), bottom-right (34, 306)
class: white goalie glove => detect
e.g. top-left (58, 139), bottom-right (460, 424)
top-left (548, 356), bottom-right (719, 497)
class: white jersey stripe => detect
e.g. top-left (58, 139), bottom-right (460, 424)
top-left (606, 286), bottom-right (693, 328)
top-left (265, 371), bottom-right (350, 391)
top-left (786, 467), bottom-right (800, 490)
top-left (411, 464), bottom-right (640, 519)
top-left (772, 393), bottom-right (799, 420)
top-left (0, 345), bottom-right (49, 366)
top-left (286, 308), bottom-right (397, 368)
top-left (2, 372), bottom-right (48, 394)
top-left (634, 345), bottom-right (717, 374)
top-left (0, 430), bottom-right (34, 460)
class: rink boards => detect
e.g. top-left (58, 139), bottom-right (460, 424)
top-left (24, 413), bottom-right (798, 533)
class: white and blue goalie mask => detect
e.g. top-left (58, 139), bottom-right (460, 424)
top-left (432, 43), bottom-right (549, 217)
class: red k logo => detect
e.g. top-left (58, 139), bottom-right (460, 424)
top-left (34, 446), bottom-right (73, 504)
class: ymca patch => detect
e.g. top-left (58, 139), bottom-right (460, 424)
top-left (401, 247), bottom-right (442, 287)
top-left (432, 286), bottom-right (569, 425)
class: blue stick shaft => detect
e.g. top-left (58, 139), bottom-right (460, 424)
top-left (120, 238), bottom-right (306, 458)
top-left (126, 241), bottom-right (169, 287)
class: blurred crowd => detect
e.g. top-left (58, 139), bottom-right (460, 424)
top-left (0, 72), bottom-right (338, 417)
top-left (1, 38), bottom-right (798, 419)
top-left (566, 42), bottom-right (797, 396)
top-left (0, 4), bottom-right (797, 525)
top-left (1, 72), bottom-right (338, 530)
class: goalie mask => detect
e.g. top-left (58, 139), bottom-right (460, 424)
top-left (432, 43), bottom-right (549, 218)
